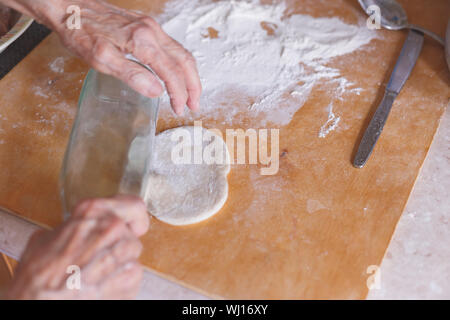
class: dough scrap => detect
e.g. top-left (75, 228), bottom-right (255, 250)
top-left (145, 126), bottom-right (230, 226)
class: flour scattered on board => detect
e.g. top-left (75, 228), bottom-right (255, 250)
top-left (319, 103), bottom-right (341, 138)
top-left (158, 0), bottom-right (377, 126)
top-left (306, 199), bottom-right (327, 214)
top-left (32, 86), bottom-right (50, 98)
top-left (49, 57), bottom-right (65, 73)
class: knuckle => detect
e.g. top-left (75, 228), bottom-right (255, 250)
top-left (166, 61), bottom-right (185, 80)
top-left (143, 44), bottom-right (161, 61)
top-left (132, 24), bottom-right (155, 43)
top-left (92, 42), bottom-right (112, 63)
top-left (181, 50), bottom-right (196, 66)
top-left (188, 78), bottom-right (202, 95)
top-left (141, 16), bottom-right (159, 29)
top-left (74, 198), bottom-right (109, 219)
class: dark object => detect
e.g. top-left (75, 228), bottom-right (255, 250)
top-left (0, 5), bottom-right (20, 37)
top-left (0, 22), bottom-right (51, 79)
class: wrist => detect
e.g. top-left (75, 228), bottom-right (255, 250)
top-left (0, 0), bottom-right (72, 31)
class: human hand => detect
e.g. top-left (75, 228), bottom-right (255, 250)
top-left (6, 196), bottom-right (149, 300)
top-left (0, 0), bottom-right (202, 115)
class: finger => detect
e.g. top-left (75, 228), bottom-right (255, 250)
top-left (138, 47), bottom-right (188, 115)
top-left (99, 262), bottom-right (143, 299)
top-left (82, 236), bottom-right (143, 285)
top-left (106, 195), bottom-right (150, 237)
top-left (157, 35), bottom-right (202, 112)
top-left (89, 40), bottom-right (163, 98)
top-left (139, 18), bottom-right (201, 111)
top-left (73, 196), bottom-right (149, 237)
top-left (74, 213), bottom-right (134, 267)
top-left (126, 26), bottom-right (189, 115)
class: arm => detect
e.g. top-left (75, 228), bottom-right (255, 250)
top-left (0, 0), bottom-right (201, 115)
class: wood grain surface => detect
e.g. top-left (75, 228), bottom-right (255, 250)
top-left (0, 0), bottom-right (448, 299)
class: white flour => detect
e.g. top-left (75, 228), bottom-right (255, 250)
top-left (319, 103), bottom-right (340, 138)
top-left (158, 0), bottom-right (377, 127)
top-left (49, 57), bottom-right (65, 74)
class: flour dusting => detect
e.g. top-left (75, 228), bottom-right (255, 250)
top-left (319, 103), bottom-right (340, 138)
top-left (158, 0), bottom-right (376, 126)
top-left (49, 57), bottom-right (65, 73)
top-left (307, 199), bottom-right (327, 214)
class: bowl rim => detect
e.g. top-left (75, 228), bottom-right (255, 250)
top-left (0, 14), bottom-right (34, 53)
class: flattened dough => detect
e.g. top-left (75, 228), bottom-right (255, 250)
top-left (145, 126), bottom-right (230, 226)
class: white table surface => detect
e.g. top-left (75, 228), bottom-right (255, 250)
top-left (367, 105), bottom-right (450, 299)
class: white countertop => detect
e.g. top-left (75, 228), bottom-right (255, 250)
top-left (367, 106), bottom-right (450, 299)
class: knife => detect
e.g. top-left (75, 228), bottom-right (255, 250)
top-left (353, 30), bottom-right (424, 168)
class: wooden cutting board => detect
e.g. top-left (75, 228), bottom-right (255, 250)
top-left (0, 0), bottom-right (448, 299)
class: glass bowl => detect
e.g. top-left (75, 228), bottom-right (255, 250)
top-left (60, 69), bottom-right (159, 217)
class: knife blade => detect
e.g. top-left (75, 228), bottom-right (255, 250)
top-left (353, 30), bottom-right (424, 168)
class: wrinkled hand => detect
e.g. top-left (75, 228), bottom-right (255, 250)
top-left (1, 0), bottom-right (202, 115)
top-left (6, 196), bottom-right (150, 300)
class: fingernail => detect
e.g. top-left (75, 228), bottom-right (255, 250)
top-left (175, 105), bottom-right (185, 116)
top-left (188, 99), bottom-right (200, 112)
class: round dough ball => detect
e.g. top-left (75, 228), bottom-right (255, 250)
top-left (145, 126), bottom-right (230, 226)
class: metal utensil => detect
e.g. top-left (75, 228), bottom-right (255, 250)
top-left (358, 0), bottom-right (445, 46)
top-left (354, 30), bottom-right (424, 168)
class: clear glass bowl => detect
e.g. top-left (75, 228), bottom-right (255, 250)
top-left (60, 70), bottom-right (159, 217)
